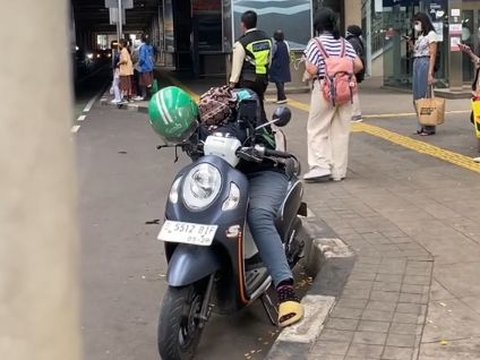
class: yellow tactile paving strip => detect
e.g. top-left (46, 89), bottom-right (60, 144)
top-left (272, 98), bottom-right (470, 119)
top-left (162, 73), bottom-right (480, 174)
top-left (162, 72), bottom-right (200, 102)
top-left (355, 123), bottom-right (480, 174)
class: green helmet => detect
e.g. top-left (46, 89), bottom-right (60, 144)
top-left (148, 86), bottom-right (199, 143)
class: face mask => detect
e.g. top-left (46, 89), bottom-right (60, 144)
top-left (414, 23), bottom-right (422, 32)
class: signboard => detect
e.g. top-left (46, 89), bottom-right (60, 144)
top-left (163, 0), bottom-right (175, 52)
top-left (192, 0), bottom-right (221, 13)
top-left (232, 0), bottom-right (311, 50)
top-left (449, 23), bottom-right (462, 35)
top-left (451, 9), bottom-right (461, 17)
top-left (382, 0), bottom-right (419, 7)
top-left (433, 22), bottom-right (444, 42)
top-left (104, 0), bottom-right (133, 9)
top-left (109, 8), bottom-right (126, 25)
top-left (450, 37), bottom-right (461, 52)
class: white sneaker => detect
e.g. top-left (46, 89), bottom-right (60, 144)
top-left (303, 167), bottom-right (331, 181)
top-left (133, 96), bottom-right (144, 101)
top-left (110, 99), bottom-right (121, 104)
top-left (473, 157), bottom-right (480, 163)
top-left (331, 176), bottom-right (346, 182)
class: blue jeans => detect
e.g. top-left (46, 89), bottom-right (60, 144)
top-left (413, 57), bottom-right (436, 133)
top-left (247, 170), bottom-right (292, 287)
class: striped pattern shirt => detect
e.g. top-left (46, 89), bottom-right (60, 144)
top-left (304, 34), bottom-right (358, 77)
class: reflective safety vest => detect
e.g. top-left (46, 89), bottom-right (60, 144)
top-left (238, 30), bottom-right (272, 81)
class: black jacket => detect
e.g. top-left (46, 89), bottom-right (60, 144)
top-left (346, 35), bottom-right (366, 83)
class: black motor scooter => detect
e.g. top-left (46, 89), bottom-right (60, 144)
top-left (156, 96), bottom-right (307, 360)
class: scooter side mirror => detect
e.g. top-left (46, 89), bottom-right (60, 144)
top-left (271, 106), bottom-right (291, 127)
top-left (254, 106), bottom-right (292, 132)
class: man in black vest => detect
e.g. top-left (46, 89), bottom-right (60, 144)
top-left (229, 10), bottom-right (272, 123)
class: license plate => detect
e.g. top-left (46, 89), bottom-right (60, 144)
top-left (157, 220), bottom-right (217, 246)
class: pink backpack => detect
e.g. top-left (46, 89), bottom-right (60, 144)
top-left (314, 38), bottom-right (357, 106)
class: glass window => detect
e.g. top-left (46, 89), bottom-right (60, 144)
top-left (363, 0), bottom-right (449, 88)
top-left (381, 3), bottom-right (420, 88)
top-left (462, 10), bottom-right (475, 82)
top-left (461, 3), bottom-right (480, 85)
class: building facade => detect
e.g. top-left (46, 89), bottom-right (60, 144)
top-left (363, 0), bottom-right (480, 93)
top-left (158, 0), bottom-right (479, 94)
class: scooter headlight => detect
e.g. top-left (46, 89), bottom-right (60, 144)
top-left (183, 164), bottom-right (222, 210)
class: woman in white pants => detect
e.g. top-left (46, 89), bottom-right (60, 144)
top-left (110, 68), bottom-right (122, 104)
top-left (303, 8), bottom-right (363, 182)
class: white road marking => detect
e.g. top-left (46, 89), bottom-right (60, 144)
top-left (71, 125), bottom-right (81, 133)
top-left (77, 115), bottom-right (87, 122)
top-left (83, 95), bottom-right (98, 112)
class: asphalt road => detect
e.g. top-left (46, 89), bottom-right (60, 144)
top-left (74, 62), bottom-right (111, 118)
top-left (76, 103), bottom-right (311, 360)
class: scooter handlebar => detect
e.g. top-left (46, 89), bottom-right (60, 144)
top-left (263, 148), bottom-right (292, 159)
top-left (236, 145), bottom-right (294, 162)
top-left (236, 146), bottom-right (264, 163)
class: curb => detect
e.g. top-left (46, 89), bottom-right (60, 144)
top-left (265, 212), bottom-right (355, 360)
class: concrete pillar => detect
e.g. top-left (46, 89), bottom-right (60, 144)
top-left (0, 1), bottom-right (81, 360)
top-left (448, 0), bottom-right (464, 90)
top-left (343, 0), bottom-right (362, 30)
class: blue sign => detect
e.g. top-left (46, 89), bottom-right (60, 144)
top-left (383, 0), bottom-right (419, 6)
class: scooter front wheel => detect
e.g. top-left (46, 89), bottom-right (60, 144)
top-left (158, 282), bottom-right (207, 360)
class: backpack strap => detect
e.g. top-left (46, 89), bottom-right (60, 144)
top-left (313, 38), bottom-right (329, 59)
top-left (340, 39), bottom-right (346, 58)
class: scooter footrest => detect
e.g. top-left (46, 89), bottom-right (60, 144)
top-left (245, 267), bottom-right (269, 295)
top-left (245, 254), bottom-right (263, 271)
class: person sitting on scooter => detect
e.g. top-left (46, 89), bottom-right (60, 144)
top-left (148, 86), bottom-right (304, 327)
top-left (235, 92), bottom-right (305, 327)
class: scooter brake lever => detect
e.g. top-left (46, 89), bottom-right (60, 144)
top-left (156, 144), bottom-right (180, 162)
top-left (238, 147), bottom-right (263, 163)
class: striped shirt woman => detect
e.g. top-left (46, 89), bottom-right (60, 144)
top-left (302, 7), bottom-right (363, 183)
top-left (304, 34), bottom-right (358, 78)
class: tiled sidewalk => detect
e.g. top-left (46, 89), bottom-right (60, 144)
top-left (305, 195), bottom-right (432, 360)
top-left (301, 130), bottom-right (480, 360)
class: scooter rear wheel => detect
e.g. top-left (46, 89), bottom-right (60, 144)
top-left (158, 282), bottom-right (206, 360)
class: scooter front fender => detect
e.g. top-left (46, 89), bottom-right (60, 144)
top-left (167, 244), bottom-right (221, 287)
